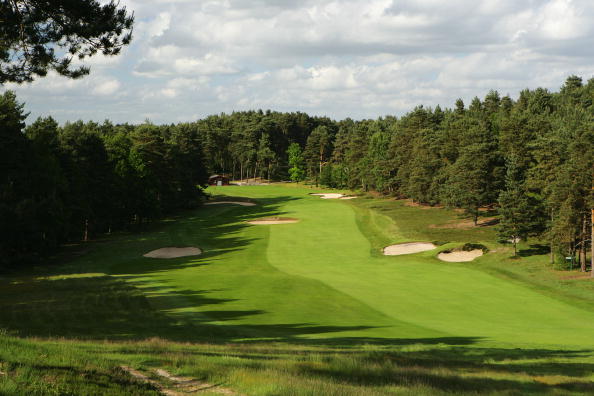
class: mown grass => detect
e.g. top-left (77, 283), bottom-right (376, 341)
top-left (1, 184), bottom-right (593, 395)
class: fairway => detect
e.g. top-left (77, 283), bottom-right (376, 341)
top-left (11, 184), bottom-right (592, 347)
top-left (207, 186), bottom-right (594, 347)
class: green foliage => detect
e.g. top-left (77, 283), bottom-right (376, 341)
top-left (0, 93), bottom-right (208, 269)
top-left (287, 142), bottom-right (305, 182)
top-left (0, 0), bottom-right (133, 83)
top-left (304, 125), bottom-right (333, 185)
top-left (497, 155), bottom-right (545, 255)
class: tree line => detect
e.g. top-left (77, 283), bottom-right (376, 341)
top-left (1, 91), bottom-right (207, 267)
top-left (1, 76), bottom-right (592, 270)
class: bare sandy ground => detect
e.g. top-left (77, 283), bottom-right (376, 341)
top-left (311, 193), bottom-right (345, 199)
top-left (311, 193), bottom-right (358, 200)
top-left (437, 249), bottom-right (483, 262)
top-left (430, 217), bottom-right (498, 229)
top-left (121, 366), bottom-right (239, 395)
top-left (205, 201), bottom-right (256, 206)
top-left (143, 247), bottom-right (202, 259)
top-left (247, 217), bottom-right (299, 225)
top-left (383, 242), bottom-right (436, 255)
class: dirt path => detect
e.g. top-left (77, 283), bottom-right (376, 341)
top-left (121, 366), bottom-right (241, 395)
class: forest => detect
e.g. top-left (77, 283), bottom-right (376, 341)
top-left (1, 76), bottom-right (592, 270)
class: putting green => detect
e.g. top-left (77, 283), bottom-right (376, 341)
top-left (102, 184), bottom-right (594, 348)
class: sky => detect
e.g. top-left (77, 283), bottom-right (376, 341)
top-left (4, 0), bottom-right (594, 124)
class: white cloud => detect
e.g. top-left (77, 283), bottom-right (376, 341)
top-left (92, 79), bottom-right (121, 96)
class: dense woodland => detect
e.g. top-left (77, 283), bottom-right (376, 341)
top-left (1, 76), bottom-right (593, 269)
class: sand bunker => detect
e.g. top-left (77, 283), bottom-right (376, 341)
top-left (247, 217), bottom-right (299, 225)
top-left (437, 249), bottom-right (483, 262)
top-left (143, 247), bottom-right (202, 259)
top-left (340, 196), bottom-right (357, 200)
top-left (205, 201), bottom-right (256, 206)
top-left (383, 242), bottom-right (436, 255)
top-left (311, 193), bottom-right (345, 199)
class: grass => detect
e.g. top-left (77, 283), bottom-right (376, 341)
top-left (1, 184), bottom-right (594, 394)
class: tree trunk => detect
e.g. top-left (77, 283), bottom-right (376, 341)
top-left (580, 213), bottom-right (587, 272)
top-left (550, 209), bottom-right (555, 265)
top-left (513, 239), bottom-right (517, 256)
top-left (83, 219), bottom-right (89, 242)
top-left (240, 161), bottom-right (243, 182)
top-left (591, 205), bottom-right (594, 277)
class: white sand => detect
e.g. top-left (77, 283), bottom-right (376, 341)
top-left (205, 201), bottom-right (256, 206)
top-left (340, 196), bottom-right (357, 200)
top-left (437, 249), bottom-right (483, 262)
top-left (383, 242), bottom-right (436, 255)
top-left (143, 247), bottom-right (202, 259)
top-left (247, 217), bottom-right (299, 225)
top-left (311, 193), bottom-right (345, 199)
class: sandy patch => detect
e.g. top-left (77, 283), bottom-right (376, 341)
top-left (311, 193), bottom-right (344, 199)
top-left (383, 242), bottom-right (436, 255)
top-left (560, 273), bottom-right (593, 280)
top-left (247, 217), bottom-right (299, 225)
top-left (340, 196), bottom-right (357, 200)
top-left (438, 249), bottom-right (483, 262)
top-left (121, 366), bottom-right (240, 396)
top-left (430, 217), bottom-right (498, 229)
top-left (403, 200), bottom-right (443, 209)
top-left (143, 247), bottom-right (202, 259)
top-left (205, 201), bottom-right (256, 206)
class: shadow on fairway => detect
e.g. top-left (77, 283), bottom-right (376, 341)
top-left (3, 274), bottom-right (594, 394)
top-left (0, 273), bottom-right (476, 346)
top-left (103, 195), bottom-right (301, 275)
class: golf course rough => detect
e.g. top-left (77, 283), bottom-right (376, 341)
top-left (143, 247), bottom-right (202, 258)
top-left (247, 217), bottom-right (299, 225)
top-left (204, 201), bottom-right (256, 206)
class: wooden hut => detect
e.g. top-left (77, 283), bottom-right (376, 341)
top-left (208, 174), bottom-right (230, 186)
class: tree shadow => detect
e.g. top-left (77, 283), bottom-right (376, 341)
top-left (518, 244), bottom-right (550, 257)
top-left (33, 195), bottom-right (302, 278)
top-left (299, 361), bottom-right (594, 394)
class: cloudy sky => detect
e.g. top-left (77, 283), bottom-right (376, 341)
top-left (5, 0), bottom-right (594, 124)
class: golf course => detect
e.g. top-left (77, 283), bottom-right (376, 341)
top-left (1, 184), bottom-right (593, 395)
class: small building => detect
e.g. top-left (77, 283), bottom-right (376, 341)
top-left (208, 174), bottom-right (230, 186)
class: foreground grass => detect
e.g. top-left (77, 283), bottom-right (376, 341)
top-left (3, 335), bottom-right (594, 395)
top-left (1, 184), bottom-right (593, 394)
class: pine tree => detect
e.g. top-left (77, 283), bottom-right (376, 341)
top-left (287, 143), bottom-right (305, 182)
top-left (498, 155), bottom-right (537, 256)
top-left (1, 0), bottom-right (133, 83)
